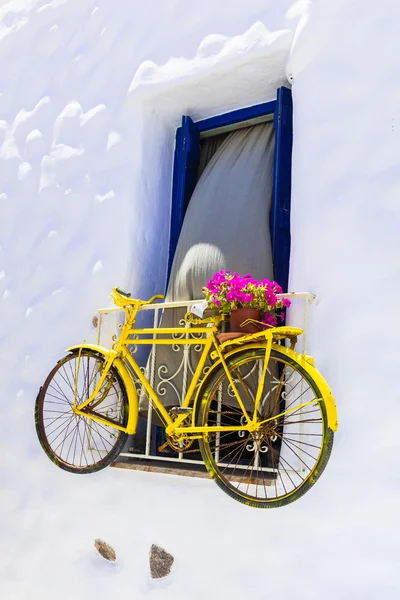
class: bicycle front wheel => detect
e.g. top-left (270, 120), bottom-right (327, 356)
top-left (197, 346), bottom-right (334, 508)
top-left (35, 350), bottom-right (129, 473)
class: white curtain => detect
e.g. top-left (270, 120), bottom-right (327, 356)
top-left (168, 122), bottom-right (275, 301)
top-left (143, 122), bottom-right (275, 414)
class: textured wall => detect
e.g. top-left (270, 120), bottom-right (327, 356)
top-left (1, 0), bottom-right (399, 598)
top-left (288, 3), bottom-right (400, 596)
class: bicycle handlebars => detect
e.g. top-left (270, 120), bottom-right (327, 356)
top-left (112, 287), bottom-right (165, 307)
top-left (115, 287), bottom-right (131, 298)
top-left (146, 294), bottom-right (165, 304)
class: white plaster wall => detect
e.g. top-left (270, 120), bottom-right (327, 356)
top-left (287, 3), bottom-right (400, 594)
top-left (289, 0), bottom-right (400, 480)
top-left (1, 0), bottom-right (399, 598)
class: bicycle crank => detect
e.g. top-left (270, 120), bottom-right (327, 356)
top-left (158, 434), bottom-right (195, 454)
top-left (158, 413), bottom-right (195, 453)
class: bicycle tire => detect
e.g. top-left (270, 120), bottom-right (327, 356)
top-left (197, 346), bottom-right (334, 508)
top-left (35, 350), bottom-right (129, 474)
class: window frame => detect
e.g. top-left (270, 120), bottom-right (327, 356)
top-left (168, 88), bottom-right (292, 291)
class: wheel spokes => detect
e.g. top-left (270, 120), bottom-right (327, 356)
top-left (39, 353), bottom-right (126, 469)
top-left (203, 353), bottom-right (326, 502)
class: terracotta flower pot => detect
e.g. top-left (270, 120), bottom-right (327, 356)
top-left (230, 308), bottom-right (261, 334)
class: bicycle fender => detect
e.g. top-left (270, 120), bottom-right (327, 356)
top-left (273, 345), bottom-right (338, 431)
top-left (66, 343), bottom-right (138, 435)
top-left (193, 343), bottom-right (338, 432)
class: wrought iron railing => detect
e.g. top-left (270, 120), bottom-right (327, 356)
top-left (95, 293), bottom-right (315, 467)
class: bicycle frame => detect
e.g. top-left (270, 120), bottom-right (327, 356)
top-left (72, 327), bottom-right (259, 434)
top-left (70, 301), bottom-right (283, 437)
top-left (69, 294), bottom-right (337, 438)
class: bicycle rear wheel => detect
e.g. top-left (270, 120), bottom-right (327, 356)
top-left (35, 350), bottom-right (128, 473)
top-left (197, 346), bottom-right (334, 508)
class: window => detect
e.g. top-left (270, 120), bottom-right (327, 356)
top-left (168, 86), bottom-right (293, 291)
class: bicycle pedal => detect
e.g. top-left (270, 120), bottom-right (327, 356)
top-left (158, 441), bottom-right (170, 453)
top-left (168, 406), bottom-right (192, 416)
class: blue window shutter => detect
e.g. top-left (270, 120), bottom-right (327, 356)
top-left (271, 87), bottom-right (293, 292)
top-left (167, 116), bottom-right (200, 280)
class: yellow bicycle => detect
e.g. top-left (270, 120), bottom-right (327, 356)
top-left (35, 287), bottom-right (338, 508)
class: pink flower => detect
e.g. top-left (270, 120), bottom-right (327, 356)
top-left (243, 274), bottom-right (257, 284)
top-left (243, 293), bottom-right (254, 303)
top-left (264, 290), bottom-right (277, 306)
top-left (263, 313), bottom-right (277, 326)
top-left (282, 298), bottom-right (291, 308)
